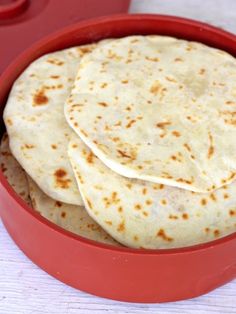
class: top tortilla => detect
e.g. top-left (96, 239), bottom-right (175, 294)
top-left (65, 35), bottom-right (236, 193)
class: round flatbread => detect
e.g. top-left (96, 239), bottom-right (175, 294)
top-left (68, 135), bottom-right (236, 249)
top-left (3, 46), bottom-right (97, 205)
top-left (0, 134), bottom-right (31, 205)
top-left (27, 176), bottom-right (120, 246)
top-left (65, 35), bottom-right (236, 193)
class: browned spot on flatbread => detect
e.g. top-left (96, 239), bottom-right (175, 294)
top-left (104, 124), bottom-right (112, 131)
top-left (61, 211), bottom-right (66, 218)
top-left (86, 198), bottom-right (93, 209)
top-left (201, 198), bottom-right (207, 206)
top-left (165, 76), bottom-right (177, 83)
top-left (221, 172), bottom-right (236, 185)
top-left (114, 121), bottom-right (122, 127)
top-left (117, 206), bottom-right (123, 213)
top-left (80, 129), bottom-right (88, 138)
top-left (210, 193), bottom-right (217, 201)
top-left (207, 132), bottom-right (214, 159)
top-left (145, 199), bottom-right (153, 206)
top-left (78, 46), bottom-right (94, 55)
top-left (1, 151), bottom-right (11, 157)
top-left (150, 81), bottom-right (162, 95)
top-left (176, 177), bottom-right (194, 185)
top-left (225, 101), bottom-right (235, 105)
top-left (125, 106), bottom-right (132, 111)
top-left (174, 57), bottom-right (183, 62)
top-left (145, 56), bottom-right (159, 62)
top-left (103, 192), bottom-right (120, 208)
top-left (76, 172), bottom-right (84, 184)
top-left (130, 38), bottom-right (139, 43)
top-left (100, 82), bottom-right (108, 88)
top-left (172, 131), bottom-right (181, 137)
top-left (126, 183), bottom-right (132, 189)
top-left (112, 137), bottom-right (120, 143)
top-left (47, 59), bottom-right (64, 66)
top-left (134, 203), bottom-right (142, 210)
top-left (6, 118), bottom-right (13, 126)
top-left (229, 210), bottom-right (236, 216)
top-left (24, 144), bottom-right (35, 149)
top-left (133, 235), bottom-right (139, 241)
top-left (182, 213), bottom-right (189, 220)
top-left (142, 188), bottom-right (147, 195)
top-left (98, 102), bottom-right (108, 107)
top-left (156, 121), bottom-right (171, 132)
top-left (183, 143), bottom-right (191, 152)
top-left (54, 169), bottom-right (71, 189)
top-left (117, 220), bottom-right (125, 232)
top-left (33, 89), bottom-right (48, 106)
top-left (55, 201), bottom-right (62, 207)
top-left (156, 229), bottom-right (173, 242)
top-left (50, 75), bottom-right (60, 79)
top-left (51, 144), bottom-right (57, 150)
top-left (126, 119), bottom-right (136, 129)
top-left (117, 149), bottom-right (137, 161)
top-left (161, 199), bottom-right (167, 205)
top-left (125, 59), bottom-right (132, 64)
top-left (169, 214), bottom-right (178, 220)
top-left (199, 68), bottom-right (206, 75)
top-left (214, 229), bottom-right (220, 237)
top-left (162, 172), bottom-right (173, 179)
top-left (105, 220), bottom-right (113, 225)
top-left (1, 163), bottom-right (7, 173)
top-left (86, 151), bottom-right (94, 164)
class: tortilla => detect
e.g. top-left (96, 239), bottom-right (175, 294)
top-left (0, 134), bottom-right (31, 205)
top-left (3, 46), bottom-right (98, 205)
top-left (65, 35), bottom-right (236, 193)
top-left (27, 176), bottom-right (120, 246)
top-left (68, 135), bottom-right (236, 249)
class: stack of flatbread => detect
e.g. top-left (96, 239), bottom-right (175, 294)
top-left (1, 36), bottom-right (236, 249)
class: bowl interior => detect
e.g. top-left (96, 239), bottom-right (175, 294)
top-left (0, 14), bottom-right (236, 253)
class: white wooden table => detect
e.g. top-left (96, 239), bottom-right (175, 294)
top-left (1, 1), bottom-right (236, 313)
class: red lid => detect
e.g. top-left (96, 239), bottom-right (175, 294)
top-left (0, 0), bottom-right (131, 73)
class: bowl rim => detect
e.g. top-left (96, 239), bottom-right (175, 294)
top-left (1, 13), bottom-right (236, 256)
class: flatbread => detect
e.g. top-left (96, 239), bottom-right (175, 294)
top-left (0, 134), bottom-right (31, 205)
top-left (27, 176), bottom-right (120, 246)
top-left (68, 135), bottom-right (236, 249)
top-left (3, 46), bottom-right (97, 205)
top-left (65, 35), bottom-right (236, 193)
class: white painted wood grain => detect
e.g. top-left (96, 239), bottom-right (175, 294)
top-left (130, 0), bottom-right (236, 34)
top-left (1, 1), bottom-right (236, 313)
top-left (0, 220), bottom-right (236, 314)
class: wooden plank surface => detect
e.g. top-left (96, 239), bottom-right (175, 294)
top-left (1, 1), bottom-right (236, 313)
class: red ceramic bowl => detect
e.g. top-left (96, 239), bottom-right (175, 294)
top-left (0, 14), bottom-right (236, 303)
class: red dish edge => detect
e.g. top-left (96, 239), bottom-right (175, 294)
top-left (1, 13), bottom-right (236, 254)
top-left (0, 14), bottom-right (235, 303)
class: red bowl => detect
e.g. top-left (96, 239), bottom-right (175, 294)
top-left (0, 14), bottom-right (236, 303)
